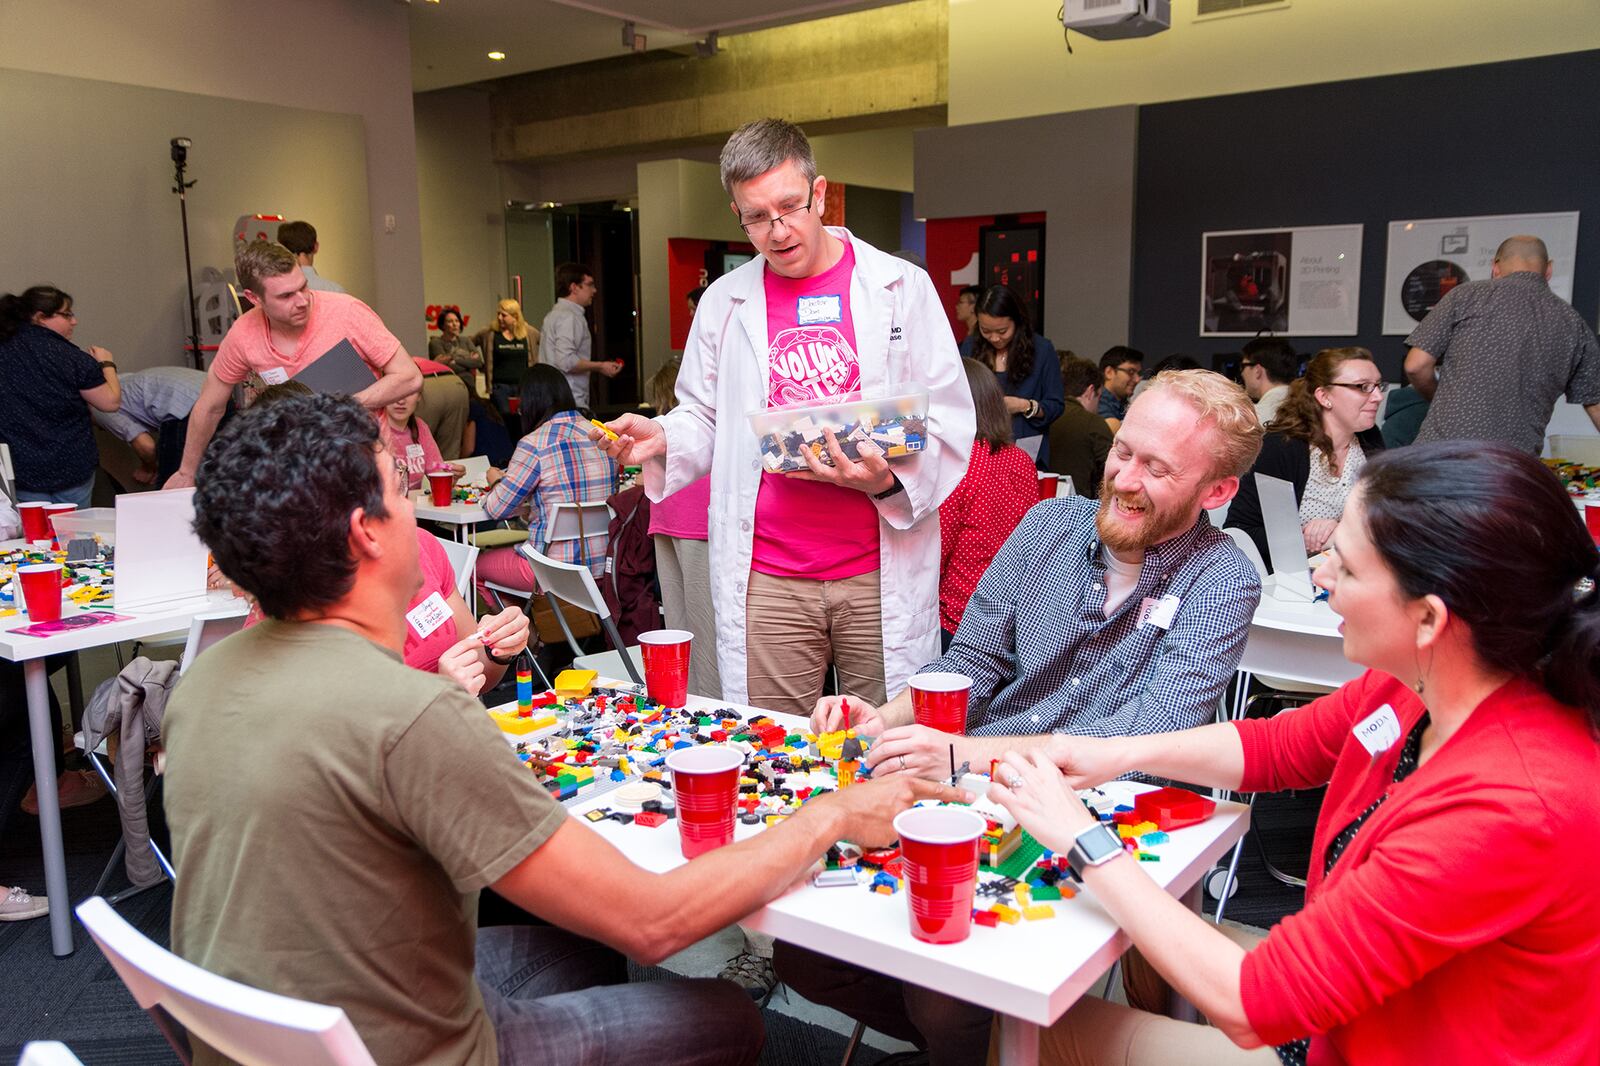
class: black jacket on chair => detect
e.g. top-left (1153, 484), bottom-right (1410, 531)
top-left (1224, 427), bottom-right (1386, 570)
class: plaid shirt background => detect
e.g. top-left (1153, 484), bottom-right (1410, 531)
top-left (483, 411), bottom-right (617, 576)
top-left (927, 497), bottom-right (1261, 739)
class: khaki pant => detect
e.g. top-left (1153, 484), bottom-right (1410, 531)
top-left (418, 372), bottom-right (470, 460)
top-left (654, 536), bottom-right (722, 700)
top-left (1022, 924), bottom-right (1279, 1066)
top-left (744, 568), bottom-right (886, 716)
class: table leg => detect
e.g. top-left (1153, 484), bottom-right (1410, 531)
top-left (25, 658), bottom-right (74, 956)
top-left (1166, 882), bottom-right (1204, 1022)
top-left (997, 1015), bottom-right (1040, 1066)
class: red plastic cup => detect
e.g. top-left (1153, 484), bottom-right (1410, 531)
top-left (1586, 501), bottom-right (1600, 546)
top-left (18, 563), bottom-right (63, 622)
top-left (44, 503), bottom-right (75, 546)
top-left (426, 468), bottom-right (456, 507)
top-left (17, 502), bottom-right (51, 544)
top-left (639, 628), bottom-right (692, 707)
top-left (909, 672), bottom-right (972, 735)
top-left (894, 806), bottom-right (985, 944)
top-left (665, 745), bottom-right (744, 859)
top-left (1037, 472), bottom-right (1059, 501)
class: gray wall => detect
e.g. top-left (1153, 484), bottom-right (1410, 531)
top-left (914, 107), bottom-right (1138, 359)
top-left (0, 68), bottom-right (371, 372)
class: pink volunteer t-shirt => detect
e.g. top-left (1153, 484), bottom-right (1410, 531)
top-left (389, 419), bottom-right (444, 491)
top-left (650, 475), bottom-right (710, 540)
top-left (751, 240), bottom-right (880, 580)
top-left (211, 291), bottom-right (401, 386)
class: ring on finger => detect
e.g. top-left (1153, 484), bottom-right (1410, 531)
top-left (1008, 772), bottom-right (1025, 790)
top-left (898, 754), bottom-right (908, 772)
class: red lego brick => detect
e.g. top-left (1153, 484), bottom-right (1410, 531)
top-left (634, 810), bottom-right (668, 828)
top-left (972, 909), bottom-right (1000, 928)
top-left (1134, 787), bottom-right (1216, 831)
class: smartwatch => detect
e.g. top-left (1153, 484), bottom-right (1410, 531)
top-left (1065, 823), bottom-right (1125, 876)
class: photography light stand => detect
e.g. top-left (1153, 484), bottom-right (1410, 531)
top-left (171, 137), bottom-right (205, 370)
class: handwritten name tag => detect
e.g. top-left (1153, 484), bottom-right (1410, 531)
top-left (406, 591), bottom-right (452, 640)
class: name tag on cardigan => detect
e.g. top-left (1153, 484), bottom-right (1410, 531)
top-left (1352, 703), bottom-right (1402, 757)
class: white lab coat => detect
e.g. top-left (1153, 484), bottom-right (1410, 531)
top-left (644, 229), bottom-right (975, 704)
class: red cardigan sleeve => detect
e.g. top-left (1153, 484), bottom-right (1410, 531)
top-left (1238, 780), bottom-right (1562, 1044)
top-left (1233, 671), bottom-right (1379, 793)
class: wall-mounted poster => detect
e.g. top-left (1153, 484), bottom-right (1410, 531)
top-left (1382, 211), bottom-right (1579, 334)
top-left (1201, 225), bottom-right (1362, 337)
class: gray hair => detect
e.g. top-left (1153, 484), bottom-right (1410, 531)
top-left (719, 118), bottom-right (817, 195)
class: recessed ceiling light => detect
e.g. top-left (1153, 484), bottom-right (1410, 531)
top-left (487, 51), bottom-right (506, 61)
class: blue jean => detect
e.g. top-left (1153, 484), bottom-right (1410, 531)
top-left (18, 473), bottom-right (95, 509)
top-left (476, 925), bottom-right (764, 1066)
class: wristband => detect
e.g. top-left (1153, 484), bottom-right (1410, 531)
top-left (872, 474), bottom-right (905, 501)
top-left (98, 360), bottom-right (118, 371)
top-left (486, 646), bottom-right (521, 666)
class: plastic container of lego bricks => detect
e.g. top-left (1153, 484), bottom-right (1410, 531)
top-left (48, 507), bottom-right (118, 548)
top-left (748, 384), bottom-right (930, 474)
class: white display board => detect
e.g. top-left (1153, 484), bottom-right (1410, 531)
top-left (1200, 224), bottom-right (1363, 337)
top-left (1381, 211), bottom-right (1580, 334)
top-left (114, 489), bottom-right (209, 611)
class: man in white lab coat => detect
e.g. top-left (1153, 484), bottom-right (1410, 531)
top-left (596, 117), bottom-right (974, 997)
top-left (597, 118), bottom-right (972, 712)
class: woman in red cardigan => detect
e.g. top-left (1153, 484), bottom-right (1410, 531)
top-left (990, 440), bottom-right (1600, 1066)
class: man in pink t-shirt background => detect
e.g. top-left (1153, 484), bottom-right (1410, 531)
top-left (166, 240), bottom-right (422, 488)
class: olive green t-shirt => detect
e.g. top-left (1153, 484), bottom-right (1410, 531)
top-left (163, 620), bottom-right (568, 1066)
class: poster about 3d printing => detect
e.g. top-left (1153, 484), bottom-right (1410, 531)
top-left (1201, 225), bottom-right (1362, 337)
top-left (1381, 211), bottom-right (1579, 334)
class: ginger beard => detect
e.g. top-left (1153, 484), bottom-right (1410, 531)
top-left (1095, 474), bottom-right (1205, 555)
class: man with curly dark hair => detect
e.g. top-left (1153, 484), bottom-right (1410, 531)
top-left (162, 394), bottom-right (963, 1066)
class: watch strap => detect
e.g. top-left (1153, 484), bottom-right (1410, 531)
top-left (872, 474), bottom-right (904, 501)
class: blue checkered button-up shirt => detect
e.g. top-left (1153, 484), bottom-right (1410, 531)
top-left (926, 497), bottom-right (1260, 738)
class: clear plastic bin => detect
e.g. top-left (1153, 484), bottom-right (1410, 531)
top-left (49, 507), bottom-right (118, 548)
top-left (747, 385), bottom-right (930, 474)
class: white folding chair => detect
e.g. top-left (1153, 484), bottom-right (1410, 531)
top-left (489, 544), bottom-right (644, 686)
top-left (82, 609), bottom-right (248, 906)
top-left (431, 533), bottom-right (479, 600)
top-left (16, 1043), bottom-right (86, 1066)
top-left (0, 441), bottom-right (16, 503)
top-left (572, 646), bottom-right (645, 683)
top-left (481, 500), bottom-right (611, 606)
top-left (1222, 526), bottom-right (1268, 582)
top-left (76, 897), bottom-right (378, 1066)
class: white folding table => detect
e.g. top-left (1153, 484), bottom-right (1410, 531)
top-left (537, 691), bottom-right (1250, 1066)
top-left (0, 555), bottom-right (247, 957)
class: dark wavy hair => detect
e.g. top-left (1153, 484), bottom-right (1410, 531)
top-left (970, 285), bottom-right (1036, 388)
top-left (192, 394), bottom-right (389, 620)
top-left (1266, 347), bottom-right (1376, 467)
top-left (520, 362), bottom-right (579, 435)
top-left (435, 307), bottom-right (463, 331)
top-left (0, 285), bottom-right (71, 343)
top-left (1358, 441), bottom-right (1600, 729)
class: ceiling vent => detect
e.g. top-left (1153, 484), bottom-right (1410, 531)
top-left (1195, 0), bottom-right (1290, 18)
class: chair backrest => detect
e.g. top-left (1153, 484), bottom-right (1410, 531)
top-left (17, 1043), bottom-right (86, 1066)
top-left (455, 454), bottom-right (491, 485)
top-left (0, 441), bottom-right (15, 502)
top-left (543, 500), bottom-right (613, 549)
top-left (514, 543), bottom-right (613, 621)
top-left (1222, 527), bottom-right (1269, 582)
top-left (76, 897), bottom-right (377, 1066)
top-left (179, 609), bottom-right (250, 673)
top-left (431, 533), bottom-right (480, 600)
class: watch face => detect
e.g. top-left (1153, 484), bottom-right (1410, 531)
top-left (1077, 824), bottom-right (1123, 865)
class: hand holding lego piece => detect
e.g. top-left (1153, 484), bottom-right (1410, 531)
top-left (476, 606), bottom-right (530, 662)
top-left (864, 724), bottom-right (966, 781)
top-left (438, 635), bottom-right (489, 696)
top-left (812, 695), bottom-right (887, 736)
top-left (816, 774), bottom-right (972, 848)
top-left (987, 750), bottom-right (1096, 855)
top-left (589, 412), bottom-right (665, 465)
top-left (787, 428), bottom-right (894, 495)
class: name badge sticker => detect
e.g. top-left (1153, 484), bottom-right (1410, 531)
top-left (406, 591), bottom-right (452, 640)
top-left (797, 295), bottom-right (842, 325)
top-left (1352, 703), bottom-right (1402, 757)
top-left (1138, 594), bottom-right (1181, 630)
top-left (259, 367), bottom-right (289, 385)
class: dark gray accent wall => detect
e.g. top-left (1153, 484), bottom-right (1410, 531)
top-left (1132, 50), bottom-right (1600, 379)
top-left (915, 107), bottom-right (1139, 360)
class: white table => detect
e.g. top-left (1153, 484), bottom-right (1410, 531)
top-left (411, 493), bottom-right (489, 543)
top-left (1233, 578), bottom-right (1362, 710)
top-left (0, 579), bottom-right (247, 957)
top-left (548, 691), bottom-right (1250, 1065)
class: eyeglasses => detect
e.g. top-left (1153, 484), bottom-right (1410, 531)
top-left (1327, 381), bottom-right (1384, 395)
top-left (737, 190), bottom-right (814, 236)
top-left (51, 309), bottom-right (78, 320)
top-left (1239, 359), bottom-right (1259, 369)
top-left (1113, 365), bottom-right (1142, 378)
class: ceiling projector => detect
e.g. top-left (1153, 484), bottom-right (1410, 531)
top-left (1062, 0), bottom-right (1171, 40)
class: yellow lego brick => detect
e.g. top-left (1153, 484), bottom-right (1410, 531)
top-left (1014, 884), bottom-right (1032, 907)
top-left (552, 668), bottom-right (597, 699)
top-left (1130, 821), bottom-right (1160, 836)
top-left (1117, 825), bottom-right (1138, 840)
top-left (488, 710), bottom-right (557, 735)
top-left (988, 903), bottom-right (1021, 925)
top-left (1022, 904), bottom-right (1055, 922)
